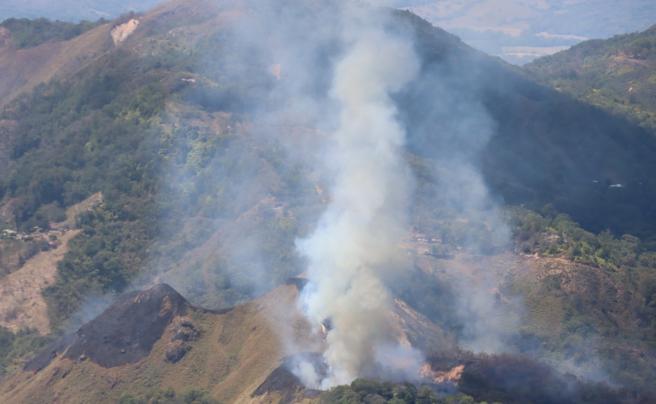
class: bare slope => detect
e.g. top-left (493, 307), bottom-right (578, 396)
top-left (0, 11), bottom-right (167, 109)
top-left (1, 284), bottom-right (302, 403)
top-left (0, 279), bottom-right (453, 403)
top-left (0, 193), bottom-right (102, 334)
top-left (0, 229), bottom-right (78, 334)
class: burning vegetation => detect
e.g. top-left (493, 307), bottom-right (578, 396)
top-left (0, 0), bottom-right (656, 403)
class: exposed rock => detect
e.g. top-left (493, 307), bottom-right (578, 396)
top-left (163, 316), bottom-right (199, 363)
top-left (110, 19), bottom-right (139, 45)
top-left (165, 340), bottom-right (191, 363)
top-left (171, 316), bottom-right (199, 342)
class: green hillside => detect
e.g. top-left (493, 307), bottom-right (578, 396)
top-left (1, 4), bottom-right (654, 325)
top-left (1, 0), bottom-right (656, 401)
top-left (0, 18), bottom-right (105, 48)
top-left (526, 25), bottom-right (656, 132)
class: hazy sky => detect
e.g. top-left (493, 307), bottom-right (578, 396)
top-left (0, 0), bottom-right (162, 21)
top-left (1, 0), bottom-right (654, 64)
top-left (396, 0), bottom-right (656, 63)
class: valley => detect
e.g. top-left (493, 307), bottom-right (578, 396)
top-left (0, 0), bottom-right (655, 403)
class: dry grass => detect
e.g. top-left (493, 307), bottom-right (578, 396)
top-left (0, 277), bottom-right (455, 403)
top-left (0, 229), bottom-right (79, 335)
top-left (0, 193), bottom-right (103, 334)
top-left (0, 21), bottom-right (114, 108)
top-left (0, 285), bottom-right (318, 403)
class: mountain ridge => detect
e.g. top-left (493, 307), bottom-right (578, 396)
top-left (0, 0), bottom-right (655, 401)
top-left (526, 23), bottom-right (656, 132)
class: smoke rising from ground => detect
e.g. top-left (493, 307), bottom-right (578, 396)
top-left (10, 0), bottom-right (646, 397)
top-left (146, 0), bottom-right (523, 388)
top-left (148, 0), bottom-right (523, 386)
top-left (295, 15), bottom-right (421, 386)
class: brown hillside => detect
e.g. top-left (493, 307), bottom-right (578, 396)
top-left (0, 229), bottom-right (78, 335)
top-left (0, 283), bottom-right (306, 403)
top-left (0, 193), bottom-right (103, 335)
top-left (0, 279), bottom-right (452, 403)
top-left (0, 22), bottom-right (114, 107)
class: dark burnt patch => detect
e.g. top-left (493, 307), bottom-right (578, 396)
top-left (285, 277), bottom-right (308, 291)
top-left (253, 353), bottom-right (325, 402)
top-left (26, 284), bottom-right (190, 371)
top-left (64, 284), bottom-right (189, 367)
top-left (24, 333), bottom-right (75, 372)
top-left (427, 351), bottom-right (655, 404)
top-left (253, 363), bottom-right (303, 402)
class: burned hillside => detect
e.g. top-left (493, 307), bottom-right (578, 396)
top-left (26, 284), bottom-right (191, 371)
top-left (0, 0), bottom-right (656, 402)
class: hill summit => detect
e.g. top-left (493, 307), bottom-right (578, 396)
top-left (26, 284), bottom-right (191, 372)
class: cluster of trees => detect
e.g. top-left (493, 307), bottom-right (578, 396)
top-left (509, 207), bottom-right (656, 392)
top-left (0, 18), bottom-right (105, 48)
top-left (118, 388), bottom-right (217, 404)
top-left (0, 327), bottom-right (49, 376)
top-left (321, 379), bottom-right (478, 404)
top-left (526, 25), bottom-right (656, 132)
top-left (0, 44), bottom-right (181, 325)
top-left (1, 12), bottom-right (656, 400)
top-left (510, 207), bottom-right (655, 270)
top-left (0, 24), bottom-right (304, 326)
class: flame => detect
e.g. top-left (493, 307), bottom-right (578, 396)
top-left (419, 363), bottom-right (464, 384)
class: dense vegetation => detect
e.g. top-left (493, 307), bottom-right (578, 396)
top-left (526, 25), bottom-right (656, 132)
top-left (0, 327), bottom-right (50, 376)
top-left (1, 8), bottom-right (656, 401)
top-left (0, 15), bottom-right (302, 326)
top-left (118, 389), bottom-right (218, 404)
top-left (321, 379), bottom-right (478, 404)
top-left (0, 18), bottom-right (105, 48)
top-left (510, 207), bottom-right (655, 269)
top-left (509, 207), bottom-right (656, 391)
top-left (0, 41), bottom-right (190, 324)
top-left (2, 9), bottom-right (655, 331)
top-left (398, 11), bottom-right (656, 241)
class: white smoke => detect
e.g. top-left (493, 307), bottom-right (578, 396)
top-left (295, 10), bottom-right (422, 388)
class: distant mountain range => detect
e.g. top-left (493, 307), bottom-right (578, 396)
top-left (1, 1), bottom-right (656, 402)
top-left (527, 24), bottom-right (656, 132)
top-left (399, 0), bottom-right (656, 64)
top-left (2, 1), bottom-right (654, 65)
top-left (0, 0), bottom-right (163, 21)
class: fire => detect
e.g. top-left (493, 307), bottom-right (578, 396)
top-left (419, 363), bottom-right (464, 384)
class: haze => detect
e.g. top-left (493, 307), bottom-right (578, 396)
top-left (3, 0), bottom-right (654, 64)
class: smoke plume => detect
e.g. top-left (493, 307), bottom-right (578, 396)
top-left (295, 8), bottom-right (421, 388)
top-left (147, 0), bottom-right (522, 388)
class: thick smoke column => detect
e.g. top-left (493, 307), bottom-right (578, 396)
top-left (296, 15), bottom-right (421, 388)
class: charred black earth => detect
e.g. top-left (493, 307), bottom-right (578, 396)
top-left (253, 353), bottom-right (325, 401)
top-left (26, 284), bottom-right (190, 371)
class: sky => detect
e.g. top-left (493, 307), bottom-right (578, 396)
top-left (0, 0), bottom-right (163, 22)
top-left (1, 0), bottom-right (655, 64)
top-left (395, 0), bottom-right (656, 64)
